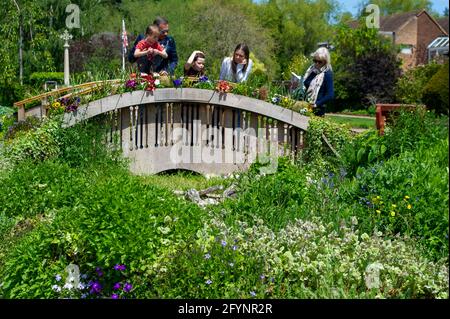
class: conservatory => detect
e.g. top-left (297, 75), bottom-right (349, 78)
top-left (427, 36), bottom-right (449, 63)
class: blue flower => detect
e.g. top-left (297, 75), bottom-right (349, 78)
top-left (221, 240), bottom-right (227, 247)
top-left (199, 75), bottom-right (209, 82)
top-left (55, 274), bottom-right (62, 282)
top-left (204, 253), bottom-right (211, 259)
top-left (173, 79), bottom-right (183, 87)
top-left (206, 279), bottom-right (212, 285)
top-left (250, 291), bottom-right (256, 297)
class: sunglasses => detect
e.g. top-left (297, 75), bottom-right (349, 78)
top-left (160, 29), bottom-right (169, 34)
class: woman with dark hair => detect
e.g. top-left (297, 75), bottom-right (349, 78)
top-left (219, 43), bottom-right (253, 83)
top-left (184, 50), bottom-right (206, 77)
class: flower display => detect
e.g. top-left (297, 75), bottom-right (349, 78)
top-left (215, 80), bottom-right (232, 93)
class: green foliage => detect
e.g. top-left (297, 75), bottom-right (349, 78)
top-left (28, 72), bottom-right (64, 86)
top-left (422, 62), bottom-right (449, 115)
top-left (332, 24), bottom-right (402, 110)
top-left (0, 161), bottom-right (205, 298)
top-left (395, 62), bottom-right (441, 104)
top-left (304, 116), bottom-right (354, 169)
top-left (220, 158), bottom-right (309, 231)
top-left (286, 54), bottom-right (310, 80)
top-left (356, 0), bottom-right (432, 16)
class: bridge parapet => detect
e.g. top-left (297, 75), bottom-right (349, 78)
top-left (61, 88), bottom-right (309, 175)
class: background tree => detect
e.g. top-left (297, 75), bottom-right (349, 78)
top-left (356, 0), bottom-right (432, 17)
top-left (332, 24), bottom-right (402, 111)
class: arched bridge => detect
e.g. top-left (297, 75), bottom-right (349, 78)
top-left (20, 87), bottom-right (310, 175)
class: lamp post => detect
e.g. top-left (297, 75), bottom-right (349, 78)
top-left (60, 29), bottom-right (73, 86)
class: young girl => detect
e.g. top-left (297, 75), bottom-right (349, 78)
top-left (184, 50), bottom-right (206, 77)
top-left (219, 43), bottom-right (253, 83)
top-left (134, 24), bottom-right (168, 74)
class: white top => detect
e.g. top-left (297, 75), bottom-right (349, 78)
top-left (219, 57), bottom-right (253, 83)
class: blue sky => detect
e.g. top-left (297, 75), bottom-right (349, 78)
top-left (253, 1), bottom-right (449, 16)
top-left (339, 0), bottom-right (448, 16)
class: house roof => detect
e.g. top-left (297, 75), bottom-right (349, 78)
top-left (437, 17), bottom-right (449, 34)
top-left (348, 10), bottom-right (448, 36)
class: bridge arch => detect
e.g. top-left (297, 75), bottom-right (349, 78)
top-left (62, 88), bottom-right (310, 175)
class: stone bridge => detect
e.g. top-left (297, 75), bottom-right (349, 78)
top-left (61, 88), bottom-right (309, 175)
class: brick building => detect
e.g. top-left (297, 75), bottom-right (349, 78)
top-left (349, 10), bottom-right (448, 70)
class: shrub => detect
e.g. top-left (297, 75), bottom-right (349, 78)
top-left (395, 62), bottom-right (441, 104)
top-left (28, 72), bottom-right (64, 87)
top-left (422, 62), bottom-right (449, 115)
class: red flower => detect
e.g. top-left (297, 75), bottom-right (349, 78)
top-left (215, 80), bottom-right (232, 93)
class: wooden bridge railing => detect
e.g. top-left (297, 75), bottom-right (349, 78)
top-left (13, 80), bottom-right (121, 121)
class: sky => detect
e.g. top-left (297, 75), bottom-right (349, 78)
top-left (339, 0), bottom-right (448, 16)
top-left (253, 1), bottom-right (449, 16)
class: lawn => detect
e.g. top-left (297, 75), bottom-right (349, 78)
top-left (326, 114), bottom-right (376, 129)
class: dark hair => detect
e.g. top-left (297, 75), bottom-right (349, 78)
top-left (153, 16), bottom-right (169, 26)
top-left (231, 43), bottom-right (250, 77)
top-left (193, 52), bottom-right (205, 62)
top-left (145, 24), bottom-right (159, 36)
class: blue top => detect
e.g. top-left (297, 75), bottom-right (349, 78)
top-left (303, 69), bottom-right (334, 107)
top-left (156, 36), bottom-right (178, 75)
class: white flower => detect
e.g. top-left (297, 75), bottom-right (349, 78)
top-left (77, 283), bottom-right (86, 290)
top-left (52, 285), bottom-right (61, 293)
top-left (365, 263), bottom-right (384, 289)
top-left (155, 79), bottom-right (161, 86)
top-left (63, 283), bottom-right (73, 290)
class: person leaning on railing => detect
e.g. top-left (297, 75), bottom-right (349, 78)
top-left (219, 43), bottom-right (253, 83)
top-left (184, 50), bottom-right (206, 77)
top-left (303, 47), bottom-right (334, 116)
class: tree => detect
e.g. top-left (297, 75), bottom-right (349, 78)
top-left (356, 0), bottom-right (432, 17)
top-left (332, 24), bottom-right (402, 110)
top-left (255, 0), bottom-right (339, 78)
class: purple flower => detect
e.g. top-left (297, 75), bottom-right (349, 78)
top-left (205, 279), bottom-right (212, 285)
top-left (232, 245), bottom-right (238, 251)
top-left (250, 291), bottom-right (257, 297)
top-left (260, 275), bottom-right (265, 280)
top-left (204, 253), bottom-right (211, 259)
top-left (173, 79), bottom-right (183, 87)
top-left (111, 294), bottom-right (119, 299)
top-left (221, 240), bottom-right (227, 247)
top-left (123, 282), bottom-right (132, 293)
top-left (113, 283), bottom-right (121, 290)
top-left (114, 264), bottom-right (126, 271)
top-left (199, 75), bottom-right (209, 83)
top-left (81, 293), bottom-right (87, 299)
top-left (55, 274), bottom-right (62, 282)
top-left (95, 267), bottom-right (103, 277)
top-left (90, 282), bottom-right (102, 294)
top-left (125, 79), bottom-right (137, 89)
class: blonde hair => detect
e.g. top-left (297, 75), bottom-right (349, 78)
top-left (312, 47), bottom-right (332, 69)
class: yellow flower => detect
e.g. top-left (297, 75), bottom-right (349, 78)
top-left (390, 211), bottom-right (395, 217)
top-left (391, 204), bottom-right (397, 208)
top-left (407, 204), bottom-right (412, 210)
top-left (404, 196), bottom-right (410, 200)
top-left (52, 101), bottom-right (61, 109)
top-left (376, 210), bottom-right (381, 214)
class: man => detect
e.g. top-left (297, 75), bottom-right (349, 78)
top-left (128, 17), bottom-right (178, 76)
top-left (153, 17), bottom-right (178, 76)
